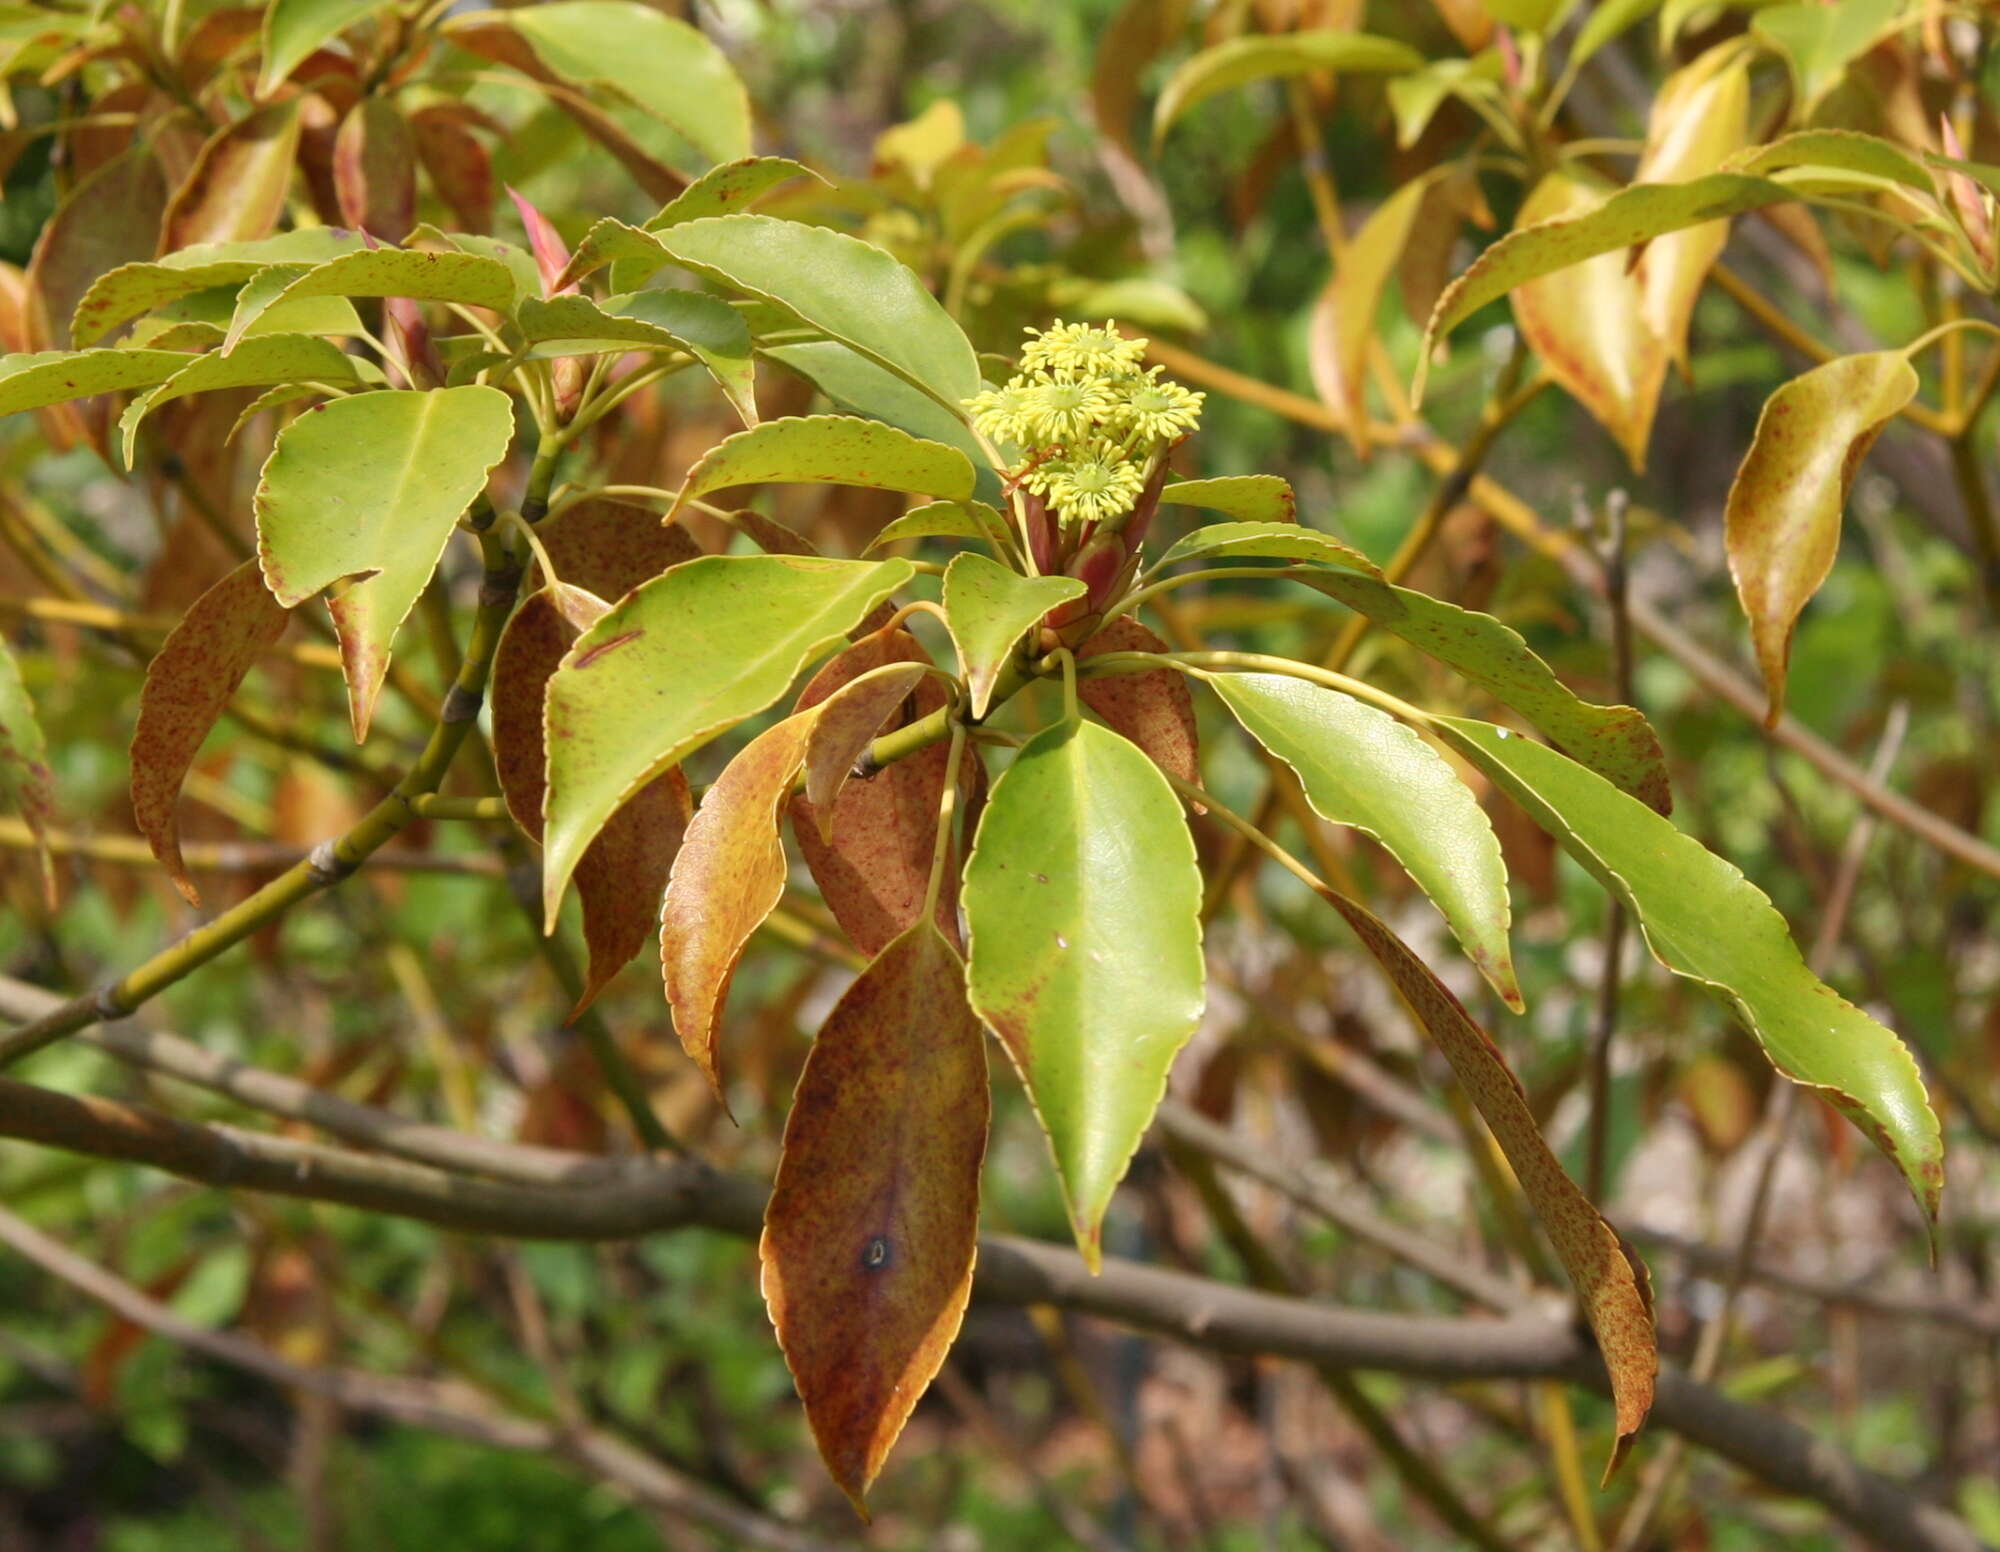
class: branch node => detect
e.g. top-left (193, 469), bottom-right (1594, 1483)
top-left (307, 841), bottom-right (358, 886)
top-left (440, 683), bottom-right (484, 724)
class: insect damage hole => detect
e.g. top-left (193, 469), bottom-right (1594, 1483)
top-left (861, 1235), bottom-right (892, 1272)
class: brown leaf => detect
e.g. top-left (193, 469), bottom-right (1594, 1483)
top-left (801, 661), bottom-right (933, 834)
top-left (130, 561), bottom-right (290, 906)
top-left (1315, 882), bottom-right (1656, 1472)
top-left (1510, 170), bottom-right (1668, 473)
top-left (788, 630), bottom-right (961, 957)
top-left (1310, 176), bottom-right (1433, 455)
top-left (1076, 617), bottom-right (1200, 796)
top-left (537, 496), bottom-right (701, 601)
top-left (1724, 351), bottom-right (1916, 725)
top-left (1093, 0), bottom-right (1192, 155)
top-left (160, 99), bottom-right (304, 254)
top-left (27, 143), bottom-right (167, 351)
top-left (333, 96), bottom-right (417, 242)
top-left (409, 105), bottom-right (496, 233)
top-left (760, 920), bottom-right (989, 1513)
top-left (493, 588), bottom-right (693, 1014)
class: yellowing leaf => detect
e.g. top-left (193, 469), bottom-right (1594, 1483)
top-left (130, 562), bottom-right (290, 907)
top-left (760, 920), bottom-right (988, 1512)
top-left (1509, 170), bottom-right (1668, 472)
top-left (1311, 176), bottom-right (1433, 455)
top-left (668, 416), bottom-right (976, 520)
top-left (661, 711), bottom-right (815, 1103)
top-left (1723, 352), bottom-right (1916, 725)
top-left (160, 101), bottom-right (304, 255)
top-left (0, 636), bottom-right (54, 905)
top-left (963, 719), bottom-right (1205, 1268)
top-left (1155, 475), bottom-right (1297, 525)
top-left (1153, 31), bottom-right (1424, 144)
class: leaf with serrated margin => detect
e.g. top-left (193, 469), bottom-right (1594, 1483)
top-left (255, 385), bottom-right (515, 740)
top-left (1156, 475), bottom-right (1296, 524)
top-left (1153, 31), bottom-right (1424, 144)
top-left (1308, 875), bottom-right (1656, 1474)
top-left (761, 919), bottom-right (988, 1513)
top-left (130, 562), bottom-right (289, 906)
top-left (71, 230), bottom-right (365, 346)
top-left (1730, 129), bottom-right (1937, 194)
top-left (1301, 571), bottom-right (1672, 814)
top-left (260, 247), bottom-right (519, 316)
top-left (1421, 172), bottom-right (1793, 387)
top-left (119, 335), bottom-right (373, 468)
top-left (649, 215), bottom-right (981, 412)
top-left (560, 156), bottom-right (823, 288)
top-left (800, 662), bottom-right (933, 833)
top-left (1151, 520), bottom-right (1378, 576)
top-left (1723, 352), bottom-right (1915, 726)
top-left (0, 636), bottom-right (54, 905)
top-left (866, 499), bottom-right (1013, 554)
top-left (519, 290), bottom-right (756, 424)
top-left (1208, 671), bottom-right (1519, 1009)
top-left (661, 711), bottom-right (814, 1103)
top-left (963, 719), bottom-right (1205, 1268)
top-left (942, 552), bottom-right (1084, 718)
top-left (789, 630), bottom-right (963, 957)
top-left (542, 555), bottom-right (914, 928)
top-left (669, 415), bottom-right (975, 521)
top-left (1076, 618), bottom-right (1199, 794)
top-left (0, 350), bottom-right (193, 418)
top-left (1439, 716), bottom-right (1942, 1225)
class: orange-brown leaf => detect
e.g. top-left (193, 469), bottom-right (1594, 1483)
top-left (788, 630), bottom-right (960, 956)
top-left (537, 496), bottom-right (701, 601)
top-left (130, 561), bottom-right (290, 906)
top-left (159, 99), bottom-right (303, 254)
top-left (802, 661), bottom-right (932, 834)
top-left (332, 96), bottom-right (416, 243)
top-left (661, 712), bottom-right (815, 1102)
top-left (493, 588), bottom-right (692, 1014)
top-left (1317, 882), bottom-right (1655, 1472)
top-left (26, 143), bottom-right (166, 352)
top-left (1510, 170), bottom-right (1668, 473)
top-left (409, 105), bottom-right (495, 233)
top-left (760, 920), bottom-right (989, 1513)
top-left (1076, 617), bottom-right (1200, 794)
top-left (1724, 351), bottom-right (1916, 725)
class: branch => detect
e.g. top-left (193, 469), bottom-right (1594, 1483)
top-left (0, 1067), bottom-right (1982, 1552)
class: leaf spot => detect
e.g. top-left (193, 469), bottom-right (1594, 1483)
top-left (861, 1235), bottom-right (892, 1272)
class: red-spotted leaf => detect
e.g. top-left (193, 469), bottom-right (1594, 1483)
top-left (660, 711), bottom-right (815, 1104)
top-left (26, 144), bottom-right (166, 351)
top-left (1723, 352), bottom-right (1916, 725)
top-left (1301, 570), bottom-right (1672, 814)
top-left (963, 719), bottom-right (1205, 1268)
top-left (160, 100), bottom-right (304, 254)
top-left (760, 919), bottom-right (988, 1513)
top-left (1154, 475), bottom-right (1296, 524)
top-left (668, 415), bottom-right (975, 521)
top-left (1076, 617), bottom-right (1199, 793)
top-left (942, 552), bottom-right (1085, 718)
top-left (333, 97), bottom-right (417, 243)
top-left (789, 630), bottom-right (961, 956)
top-left (128, 562), bottom-right (290, 906)
top-left (408, 106), bottom-right (496, 233)
top-left (1438, 716), bottom-right (1943, 1228)
top-left (542, 556), bottom-right (914, 928)
top-left (254, 385), bottom-right (515, 740)
top-left (1310, 877), bottom-right (1655, 1471)
top-left (1150, 520), bottom-right (1378, 577)
top-left (0, 637), bottom-right (54, 905)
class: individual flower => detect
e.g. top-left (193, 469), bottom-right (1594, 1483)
top-left (1021, 376), bottom-right (1116, 445)
top-left (965, 381), bottom-right (1037, 444)
top-left (1020, 319), bottom-right (1149, 379)
top-left (1039, 439), bottom-right (1146, 526)
top-left (1109, 368), bottom-right (1205, 442)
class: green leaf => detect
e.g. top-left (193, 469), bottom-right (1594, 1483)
top-left (259, 0), bottom-right (396, 97)
top-left (963, 718), bottom-right (1205, 1267)
top-left (1206, 672), bottom-right (1519, 1009)
top-left (541, 555), bottom-right (914, 928)
top-left (561, 156), bottom-right (824, 289)
top-left (1150, 520), bottom-right (1377, 576)
top-left (648, 215), bottom-right (982, 412)
top-left (1482, 0), bottom-right (1571, 31)
top-left (519, 290), bottom-right (756, 424)
top-left (1437, 717), bottom-right (1942, 1224)
top-left (259, 246), bottom-right (520, 316)
top-left (255, 386), bottom-right (516, 740)
top-left (1300, 571), bottom-right (1673, 814)
top-left (941, 552), bottom-right (1085, 718)
top-left (119, 335), bottom-right (376, 467)
top-left (669, 415), bottom-right (976, 521)
top-left (1568, 0), bottom-right (1663, 73)
top-left (762, 919), bottom-right (988, 1513)
top-left (1752, 0), bottom-right (1902, 104)
top-left (1724, 352), bottom-right (1916, 725)
top-left (1731, 129), bottom-right (1937, 194)
top-left (500, 1), bottom-right (751, 166)
top-left (1421, 173), bottom-right (1793, 373)
top-left (70, 231), bottom-right (366, 346)
top-left (0, 349), bottom-right (193, 417)
top-left (1388, 56), bottom-right (1503, 149)
top-left (866, 499), bottom-right (1014, 554)
top-left (0, 635), bottom-right (53, 903)
top-left (760, 339), bottom-right (999, 503)
top-left (1153, 31), bottom-right (1424, 143)
top-left (1156, 475), bottom-right (1296, 525)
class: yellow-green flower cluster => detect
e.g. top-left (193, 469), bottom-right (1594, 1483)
top-left (964, 321), bottom-right (1204, 527)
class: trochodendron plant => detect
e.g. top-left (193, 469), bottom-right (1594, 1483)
top-left (0, 0), bottom-right (1965, 1524)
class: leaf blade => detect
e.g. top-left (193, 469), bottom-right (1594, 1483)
top-left (941, 552), bottom-right (1084, 718)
